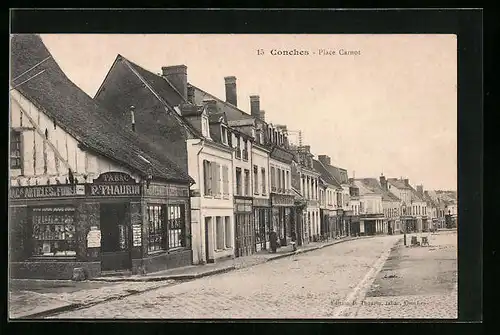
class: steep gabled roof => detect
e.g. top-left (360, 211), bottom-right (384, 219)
top-left (408, 185), bottom-right (424, 202)
top-left (356, 178), bottom-right (400, 202)
top-left (190, 84), bottom-right (254, 122)
top-left (387, 178), bottom-right (410, 190)
top-left (312, 159), bottom-right (342, 189)
top-left (11, 34), bottom-right (193, 184)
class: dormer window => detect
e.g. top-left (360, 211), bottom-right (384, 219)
top-left (221, 125), bottom-right (228, 145)
top-left (201, 114), bottom-right (210, 138)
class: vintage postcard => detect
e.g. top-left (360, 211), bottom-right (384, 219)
top-left (9, 32), bottom-right (458, 320)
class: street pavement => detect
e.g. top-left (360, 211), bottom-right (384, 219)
top-left (50, 235), bottom-right (401, 319)
top-left (343, 230), bottom-right (458, 319)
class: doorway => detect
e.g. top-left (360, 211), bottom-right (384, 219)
top-left (100, 202), bottom-right (131, 272)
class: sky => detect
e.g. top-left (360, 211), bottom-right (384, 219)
top-left (39, 34), bottom-right (457, 190)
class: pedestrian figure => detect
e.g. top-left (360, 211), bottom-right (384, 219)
top-left (291, 232), bottom-right (297, 251)
top-left (269, 230), bottom-right (278, 253)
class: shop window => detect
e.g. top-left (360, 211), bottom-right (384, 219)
top-left (31, 207), bottom-right (76, 257)
top-left (224, 216), bottom-right (231, 248)
top-left (10, 130), bottom-right (22, 169)
top-left (167, 204), bottom-right (185, 249)
top-left (216, 216), bottom-right (224, 250)
top-left (148, 204), bottom-right (166, 252)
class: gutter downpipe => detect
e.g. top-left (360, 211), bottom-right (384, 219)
top-left (195, 139), bottom-right (205, 264)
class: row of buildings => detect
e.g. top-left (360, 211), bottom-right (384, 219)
top-left (9, 35), bottom-right (457, 279)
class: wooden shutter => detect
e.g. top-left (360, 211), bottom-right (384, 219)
top-left (216, 163), bottom-right (221, 196)
top-left (222, 165), bottom-right (229, 196)
top-left (203, 160), bottom-right (210, 195)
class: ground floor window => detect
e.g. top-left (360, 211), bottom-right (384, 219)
top-left (167, 204), bottom-right (185, 249)
top-left (148, 204), bottom-right (186, 252)
top-left (31, 206), bottom-right (76, 257)
top-left (148, 204), bottom-right (166, 252)
top-left (224, 216), bottom-right (231, 248)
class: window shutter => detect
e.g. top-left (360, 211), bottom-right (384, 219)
top-left (211, 161), bottom-right (217, 196)
top-left (216, 163), bottom-right (221, 195)
top-left (223, 166), bottom-right (229, 196)
top-left (203, 160), bottom-right (209, 195)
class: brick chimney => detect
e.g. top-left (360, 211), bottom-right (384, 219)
top-left (187, 84), bottom-right (195, 103)
top-left (260, 110), bottom-right (266, 122)
top-left (250, 95), bottom-right (261, 119)
top-left (224, 76), bottom-right (237, 106)
top-left (404, 178), bottom-right (409, 186)
top-left (380, 174), bottom-right (387, 191)
top-left (318, 155), bottom-right (331, 166)
top-left (417, 185), bottom-right (424, 197)
top-left (162, 65), bottom-right (187, 99)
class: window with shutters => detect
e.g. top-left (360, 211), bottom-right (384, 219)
top-left (203, 160), bottom-right (212, 196)
top-left (235, 168), bottom-right (242, 196)
top-left (261, 168), bottom-right (266, 195)
top-left (253, 165), bottom-right (259, 195)
top-left (281, 169), bottom-right (285, 193)
top-left (213, 163), bottom-right (221, 198)
top-left (286, 170), bottom-right (290, 192)
top-left (222, 165), bottom-right (229, 199)
top-left (244, 169), bottom-right (250, 196)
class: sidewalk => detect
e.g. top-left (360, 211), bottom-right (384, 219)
top-left (92, 235), bottom-right (365, 282)
top-left (9, 235), bottom-right (365, 319)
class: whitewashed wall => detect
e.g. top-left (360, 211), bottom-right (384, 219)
top-left (9, 90), bottom-right (141, 187)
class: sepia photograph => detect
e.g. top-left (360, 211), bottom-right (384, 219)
top-left (9, 31), bottom-right (460, 320)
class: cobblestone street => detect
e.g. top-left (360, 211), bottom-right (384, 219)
top-left (51, 235), bottom-right (401, 319)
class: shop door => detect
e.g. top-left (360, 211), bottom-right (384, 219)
top-left (100, 203), bottom-right (131, 272)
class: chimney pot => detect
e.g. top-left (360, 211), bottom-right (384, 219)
top-left (224, 76), bottom-right (237, 106)
top-left (162, 65), bottom-right (188, 99)
top-left (318, 155), bottom-right (331, 166)
top-left (250, 95), bottom-right (261, 119)
top-left (380, 175), bottom-right (387, 191)
top-left (187, 85), bottom-right (195, 103)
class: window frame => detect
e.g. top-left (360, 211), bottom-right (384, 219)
top-left (10, 130), bottom-right (22, 170)
top-left (30, 206), bottom-right (77, 258)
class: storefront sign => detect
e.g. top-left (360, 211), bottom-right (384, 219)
top-left (88, 184), bottom-right (141, 196)
top-left (9, 185), bottom-right (85, 199)
top-left (93, 172), bottom-right (136, 184)
top-left (253, 198), bottom-right (270, 207)
top-left (272, 194), bottom-right (294, 207)
top-left (88, 172), bottom-right (141, 196)
top-left (87, 229), bottom-right (101, 248)
top-left (132, 224), bottom-right (142, 246)
top-left (144, 184), bottom-right (190, 198)
top-left (235, 198), bottom-right (252, 212)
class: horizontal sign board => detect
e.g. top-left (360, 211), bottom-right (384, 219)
top-left (10, 185), bottom-right (85, 199)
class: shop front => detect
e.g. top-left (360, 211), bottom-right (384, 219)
top-left (253, 198), bottom-right (271, 252)
top-left (350, 215), bottom-right (360, 236)
top-left (234, 197), bottom-right (254, 257)
top-left (271, 193), bottom-right (295, 247)
top-left (9, 172), bottom-right (191, 280)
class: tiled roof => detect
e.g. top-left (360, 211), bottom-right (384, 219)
top-left (356, 178), bottom-right (400, 202)
top-left (323, 164), bottom-right (348, 185)
top-left (408, 185), bottom-right (424, 202)
top-left (11, 34), bottom-right (193, 184)
top-left (190, 85), bottom-right (254, 122)
top-left (312, 160), bottom-right (342, 189)
top-left (387, 178), bottom-right (411, 189)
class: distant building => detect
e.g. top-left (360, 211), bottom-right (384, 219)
top-left (352, 179), bottom-right (385, 236)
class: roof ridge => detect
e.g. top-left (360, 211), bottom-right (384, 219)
top-left (190, 83), bottom-right (253, 119)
